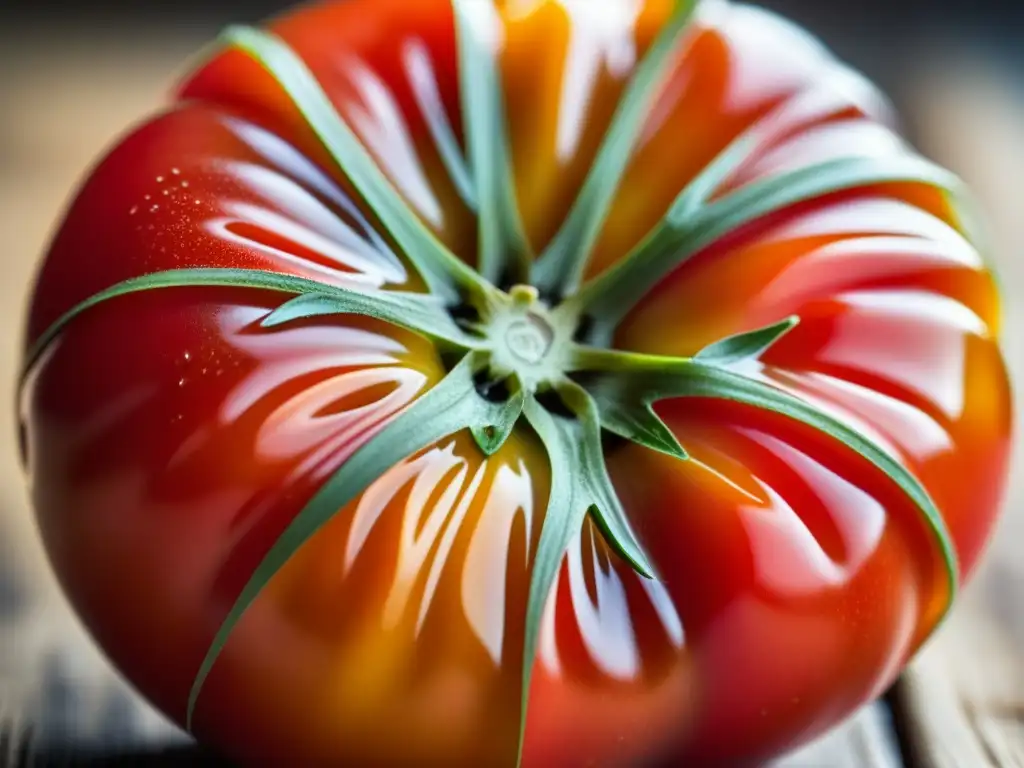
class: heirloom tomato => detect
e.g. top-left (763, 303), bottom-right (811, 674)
top-left (19, 0), bottom-right (1012, 766)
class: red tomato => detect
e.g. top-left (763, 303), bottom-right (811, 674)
top-left (18, 0), bottom-right (1012, 766)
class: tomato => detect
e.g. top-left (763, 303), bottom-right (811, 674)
top-left (18, 0), bottom-right (1012, 766)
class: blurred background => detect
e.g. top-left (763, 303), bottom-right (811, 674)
top-left (0, 1), bottom-right (1021, 765)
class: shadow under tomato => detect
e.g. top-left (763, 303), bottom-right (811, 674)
top-left (27, 744), bottom-right (229, 767)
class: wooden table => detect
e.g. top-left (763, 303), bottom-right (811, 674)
top-left (0, 27), bottom-right (1020, 768)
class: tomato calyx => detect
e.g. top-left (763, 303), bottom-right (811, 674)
top-left (23, 6), bottom-right (970, 765)
top-left (469, 284), bottom-right (572, 401)
top-left (564, 154), bottom-right (969, 346)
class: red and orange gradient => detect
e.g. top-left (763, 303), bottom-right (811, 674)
top-left (19, 0), bottom-right (1011, 765)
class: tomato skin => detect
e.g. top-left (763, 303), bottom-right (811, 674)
top-left (20, 0), bottom-right (1012, 766)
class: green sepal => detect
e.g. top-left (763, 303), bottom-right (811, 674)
top-left (470, 387), bottom-right (526, 455)
top-left (556, 382), bottom-right (657, 579)
top-left (224, 25), bottom-right (493, 303)
top-left (695, 316), bottom-right (799, 366)
top-left (186, 352), bottom-right (525, 730)
top-left (258, 289), bottom-right (481, 348)
top-left (574, 378), bottom-right (687, 460)
top-left (452, 0), bottom-right (533, 285)
top-left (405, 39), bottom-right (478, 210)
top-left (667, 131), bottom-right (761, 221)
top-left (516, 389), bottom-right (655, 765)
top-left (669, 362), bottom-right (958, 606)
top-left (530, 0), bottom-right (699, 297)
top-left (571, 347), bottom-right (959, 611)
top-left (516, 396), bottom-right (589, 767)
top-left (23, 268), bottom-right (480, 376)
top-left (571, 153), bottom-right (964, 341)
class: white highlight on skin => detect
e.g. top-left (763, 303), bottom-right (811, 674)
top-left (462, 460), bottom-right (535, 664)
top-left (346, 59), bottom-right (446, 227)
top-left (555, 0), bottom-right (642, 160)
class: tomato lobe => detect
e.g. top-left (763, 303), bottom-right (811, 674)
top-left (19, 1), bottom-right (1011, 766)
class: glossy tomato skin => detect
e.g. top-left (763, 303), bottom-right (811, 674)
top-left (20, 1), bottom-right (1012, 766)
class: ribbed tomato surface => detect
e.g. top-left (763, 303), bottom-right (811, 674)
top-left (19, 1), bottom-right (1011, 765)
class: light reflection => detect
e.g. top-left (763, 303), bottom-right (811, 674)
top-left (556, 0), bottom-right (641, 160)
top-left (743, 484), bottom-right (848, 594)
top-left (342, 444), bottom-right (538, 663)
top-left (345, 59), bottom-right (446, 227)
top-left (255, 367), bottom-right (426, 460)
top-left (209, 201), bottom-right (395, 288)
top-left (217, 159), bottom-right (404, 278)
top-left (228, 117), bottom-right (388, 227)
top-left (539, 523), bottom-right (685, 679)
top-left (637, 63), bottom-right (692, 151)
top-left (768, 369), bottom-right (954, 461)
top-left (739, 363), bottom-right (900, 461)
top-left (705, 73), bottom-right (896, 193)
top-left (772, 68), bottom-right (893, 131)
top-left (278, 378), bottom-right (422, 488)
top-left (538, 566), bottom-right (562, 674)
top-left (630, 5), bottom-right (898, 206)
top-left (746, 119), bottom-right (906, 179)
top-left (218, 306), bottom-right (409, 422)
top-left (806, 64), bottom-right (895, 126)
top-left (462, 460), bottom-right (535, 665)
top-left (760, 235), bottom-right (984, 311)
top-left (639, 572), bottom-right (685, 649)
top-left (819, 289), bottom-right (978, 418)
top-left (346, 457), bottom-right (426, 574)
top-left (737, 431), bottom-right (887, 596)
top-left (713, 3), bottom-right (828, 112)
top-left (225, 119), bottom-right (408, 285)
top-left (767, 198), bottom-right (971, 246)
top-left (413, 461), bottom-right (488, 634)
top-left (567, 524), bottom-right (641, 680)
top-left (379, 445), bottom-right (477, 630)
top-left (403, 39), bottom-right (477, 205)
top-left (324, 425), bottom-right (686, 679)
top-left (462, 0), bottom-right (505, 48)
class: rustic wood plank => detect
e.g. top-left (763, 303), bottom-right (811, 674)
top-left (896, 639), bottom-right (1000, 768)
top-left (890, 48), bottom-right (1024, 768)
top-left (974, 714), bottom-right (1024, 768)
top-left (894, 607), bottom-right (1024, 768)
top-left (0, 33), bottom-right (203, 760)
top-left (773, 702), bottom-right (903, 767)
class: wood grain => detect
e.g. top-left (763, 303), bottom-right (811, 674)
top-left (890, 53), bottom-right (1024, 768)
top-left (0, 34), bottom-right (202, 758)
top-left (772, 702), bottom-right (903, 767)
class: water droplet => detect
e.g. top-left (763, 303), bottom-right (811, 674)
top-left (151, 205), bottom-right (159, 213)
top-left (143, 194), bottom-right (151, 201)
top-left (194, 199), bottom-right (201, 205)
top-left (129, 205), bottom-right (139, 215)
top-left (178, 378), bottom-right (186, 387)
top-left (171, 168), bottom-right (181, 175)
top-left (180, 181), bottom-right (189, 188)
top-left (156, 176), bottom-right (165, 183)
top-left (184, 351), bottom-right (191, 361)
top-left (162, 189), bottom-right (170, 197)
